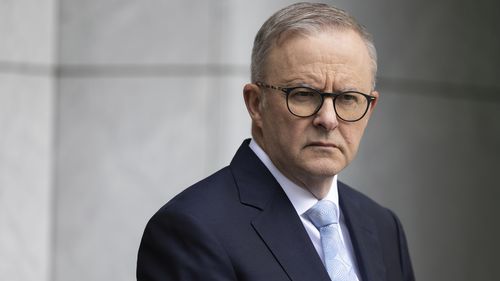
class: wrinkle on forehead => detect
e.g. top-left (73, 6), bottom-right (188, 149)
top-left (266, 30), bottom-right (373, 92)
top-left (282, 63), bottom-right (365, 91)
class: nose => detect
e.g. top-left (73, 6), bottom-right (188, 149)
top-left (312, 97), bottom-right (339, 131)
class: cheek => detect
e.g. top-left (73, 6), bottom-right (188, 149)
top-left (339, 123), bottom-right (366, 149)
top-left (268, 120), bottom-right (309, 157)
top-left (262, 110), bottom-right (293, 144)
top-left (276, 120), bottom-right (303, 147)
top-left (265, 106), bottom-right (303, 136)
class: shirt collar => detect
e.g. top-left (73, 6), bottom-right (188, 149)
top-left (249, 139), bottom-right (339, 217)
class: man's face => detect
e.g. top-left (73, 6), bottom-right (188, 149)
top-left (250, 29), bottom-right (378, 190)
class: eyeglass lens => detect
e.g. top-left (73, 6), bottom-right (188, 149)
top-left (286, 87), bottom-right (369, 121)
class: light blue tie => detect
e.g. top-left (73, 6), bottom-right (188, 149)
top-left (306, 200), bottom-right (358, 281)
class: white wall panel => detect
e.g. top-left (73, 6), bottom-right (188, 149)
top-left (202, 76), bottom-right (252, 173)
top-left (0, 0), bottom-right (56, 64)
top-left (54, 76), bottom-right (223, 281)
top-left (59, 0), bottom-right (217, 65)
top-left (0, 74), bottom-right (54, 281)
top-left (0, 0), bottom-right (56, 280)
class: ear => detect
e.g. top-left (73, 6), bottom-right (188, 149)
top-left (368, 90), bottom-right (379, 113)
top-left (243, 83), bottom-right (264, 128)
top-left (361, 90), bottom-right (379, 121)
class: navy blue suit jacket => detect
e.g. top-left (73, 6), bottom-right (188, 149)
top-left (137, 140), bottom-right (415, 281)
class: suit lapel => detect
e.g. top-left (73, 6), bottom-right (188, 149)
top-left (251, 191), bottom-right (331, 281)
top-left (230, 140), bottom-right (330, 281)
top-left (339, 182), bottom-right (387, 281)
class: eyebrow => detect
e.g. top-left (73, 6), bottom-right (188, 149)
top-left (279, 76), bottom-right (367, 93)
top-left (281, 82), bottom-right (364, 93)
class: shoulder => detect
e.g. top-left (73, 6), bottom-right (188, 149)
top-left (137, 167), bottom-right (240, 280)
top-left (154, 166), bottom-right (240, 221)
top-left (338, 181), bottom-right (387, 211)
top-left (338, 181), bottom-right (400, 228)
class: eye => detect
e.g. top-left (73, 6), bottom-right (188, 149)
top-left (288, 88), bottom-right (319, 103)
top-left (296, 91), bottom-right (315, 97)
top-left (337, 93), bottom-right (362, 104)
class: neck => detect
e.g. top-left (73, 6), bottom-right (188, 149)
top-left (290, 174), bottom-right (333, 200)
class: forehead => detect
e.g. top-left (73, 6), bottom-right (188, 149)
top-left (265, 29), bottom-right (372, 90)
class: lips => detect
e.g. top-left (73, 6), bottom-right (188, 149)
top-left (306, 141), bottom-right (339, 148)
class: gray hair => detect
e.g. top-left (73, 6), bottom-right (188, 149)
top-left (251, 2), bottom-right (378, 89)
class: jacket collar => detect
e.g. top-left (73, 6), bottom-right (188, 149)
top-left (339, 182), bottom-right (387, 281)
top-left (230, 139), bottom-right (278, 210)
top-left (230, 139), bottom-right (331, 281)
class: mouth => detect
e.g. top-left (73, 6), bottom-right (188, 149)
top-left (306, 141), bottom-right (339, 149)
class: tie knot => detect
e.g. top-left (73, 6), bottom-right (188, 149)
top-left (305, 200), bottom-right (339, 229)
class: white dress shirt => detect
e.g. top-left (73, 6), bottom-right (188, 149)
top-left (249, 139), bottom-right (361, 278)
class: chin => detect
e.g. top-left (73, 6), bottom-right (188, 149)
top-left (301, 159), bottom-right (345, 177)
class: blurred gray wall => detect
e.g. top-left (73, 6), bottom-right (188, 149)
top-left (0, 0), bottom-right (56, 280)
top-left (1, 1), bottom-right (499, 281)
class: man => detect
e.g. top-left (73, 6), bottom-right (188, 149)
top-left (137, 2), bottom-right (414, 281)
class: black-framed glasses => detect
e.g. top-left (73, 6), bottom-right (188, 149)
top-left (256, 82), bottom-right (376, 122)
